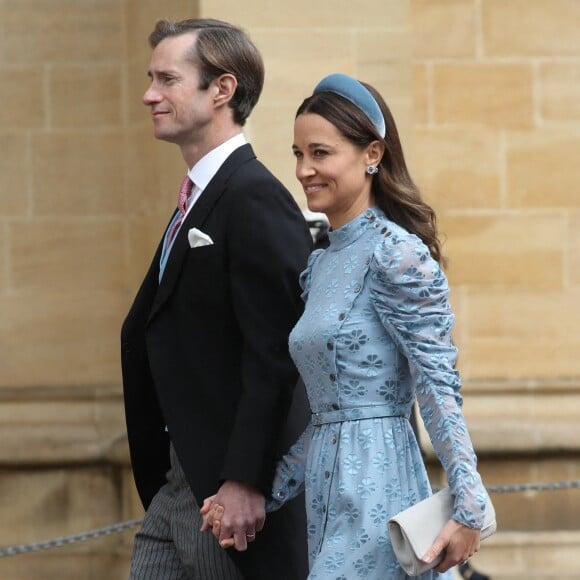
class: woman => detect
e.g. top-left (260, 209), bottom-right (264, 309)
top-left (203, 73), bottom-right (489, 579)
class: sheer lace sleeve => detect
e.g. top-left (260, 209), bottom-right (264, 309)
top-left (266, 423), bottom-right (314, 512)
top-left (266, 250), bottom-right (323, 512)
top-left (369, 228), bottom-right (488, 529)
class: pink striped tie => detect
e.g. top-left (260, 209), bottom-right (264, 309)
top-left (165, 175), bottom-right (193, 250)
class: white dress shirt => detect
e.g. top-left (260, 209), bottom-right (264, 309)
top-left (185, 132), bottom-right (247, 215)
top-left (159, 133), bottom-right (247, 280)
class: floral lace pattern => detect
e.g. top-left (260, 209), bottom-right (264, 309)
top-left (269, 207), bottom-right (486, 579)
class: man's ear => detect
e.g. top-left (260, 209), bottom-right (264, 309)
top-left (212, 74), bottom-right (237, 107)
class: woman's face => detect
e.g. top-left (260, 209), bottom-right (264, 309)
top-left (293, 113), bottom-right (375, 228)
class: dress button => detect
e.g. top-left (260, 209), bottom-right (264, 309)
top-left (354, 284), bottom-right (361, 293)
top-left (338, 313), bottom-right (345, 321)
top-left (329, 374), bottom-right (336, 382)
top-left (326, 342), bottom-right (333, 350)
top-left (331, 436), bottom-right (337, 444)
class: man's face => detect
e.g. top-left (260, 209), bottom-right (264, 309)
top-left (143, 33), bottom-right (214, 147)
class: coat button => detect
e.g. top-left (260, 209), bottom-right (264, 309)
top-left (326, 342), bottom-right (333, 350)
top-left (331, 436), bottom-right (337, 444)
top-left (338, 313), bottom-right (345, 321)
top-left (329, 374), bottom-right (336, 382)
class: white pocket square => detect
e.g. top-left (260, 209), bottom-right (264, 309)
top-left (188, 228), bottom-right (214, 248)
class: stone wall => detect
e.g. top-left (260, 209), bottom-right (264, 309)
top-left (0, 1), bottom-right (578, 578)
top-left (411, 2), bottom-right (580, 574)
top-left (0, 1), bottom-right (195, 578)
top-left (411, 0), bottom-right (580, 380)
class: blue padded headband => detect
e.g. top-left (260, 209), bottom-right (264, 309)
top-left (313, 73), bottom-right (386, 138)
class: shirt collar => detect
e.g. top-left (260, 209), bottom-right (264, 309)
top-left (188, 133), bottom-right (247, 191)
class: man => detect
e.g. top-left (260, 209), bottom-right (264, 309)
top-left (121, 18), bottom-right (312, 579)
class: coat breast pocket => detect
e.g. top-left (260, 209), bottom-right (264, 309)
top-left (180, 244), bottom-right (230, 307)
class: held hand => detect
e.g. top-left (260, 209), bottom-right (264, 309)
top-left (211, 506), bottom-right (236, 548)
top-left (199, 495), bottom-right (217, 532)
top-left (421, 519), bottom-right (481, 573)
top-left (200, 497), bottom-right (236, 548)
top-left (210, 480), bottom-right (266, 552)
top-left (201, 501), bottom-right (237, 548)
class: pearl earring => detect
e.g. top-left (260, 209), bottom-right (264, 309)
top-left (366, 165), bottom-right (379, 175)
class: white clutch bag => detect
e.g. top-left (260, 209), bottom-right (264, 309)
top-left (387, 487), bottom-right (497, 576)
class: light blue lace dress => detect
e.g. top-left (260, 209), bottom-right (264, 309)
top-left (268, 207), bottom-right (488, 579)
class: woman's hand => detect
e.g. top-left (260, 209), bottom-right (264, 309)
top-left (200, 497), bottom-right (236, 548)
top-left (199, 495), bottom-right (218, 532)
top-left (421, 518), bottom-right (481, 573)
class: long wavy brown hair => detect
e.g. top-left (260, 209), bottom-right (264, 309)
top-left (296, 83), bottom-right (445, 266)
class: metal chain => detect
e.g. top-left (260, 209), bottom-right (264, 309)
top-left (0, 519), bottom-right (142, 558)
top-left (1, 479), bottom-right (580, 558)
top-left (486, 479), bottom-right (580, 494)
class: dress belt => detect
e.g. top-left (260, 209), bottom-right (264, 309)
top-left (311, 404), bottom-right (410, 426)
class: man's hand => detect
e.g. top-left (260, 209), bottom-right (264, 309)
top-left (208, 480), bottom-right (266, 551)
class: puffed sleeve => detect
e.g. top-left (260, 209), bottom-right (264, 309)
top-left (298, 248), bottom-right (325, 302)
top-left (369, 229), bottom-right (488, 529)
top-left (266, 423), bottom-right (314, 512)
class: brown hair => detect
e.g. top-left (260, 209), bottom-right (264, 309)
top-left (296, 84), bottom-right (445, 266)
top-left (149, 18), bottom-right (264, 126)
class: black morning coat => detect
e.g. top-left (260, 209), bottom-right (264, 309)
top-left (121, 144), bottom-right (312, 579)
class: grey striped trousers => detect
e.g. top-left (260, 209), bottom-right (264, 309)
top-left (129, 444), bottom-right (244, 580)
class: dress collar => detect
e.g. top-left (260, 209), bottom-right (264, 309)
top-left (327, 207), bottom-right (383, 250)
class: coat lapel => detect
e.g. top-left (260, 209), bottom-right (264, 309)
top-left (148, 144), bottom-right (256, 323)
